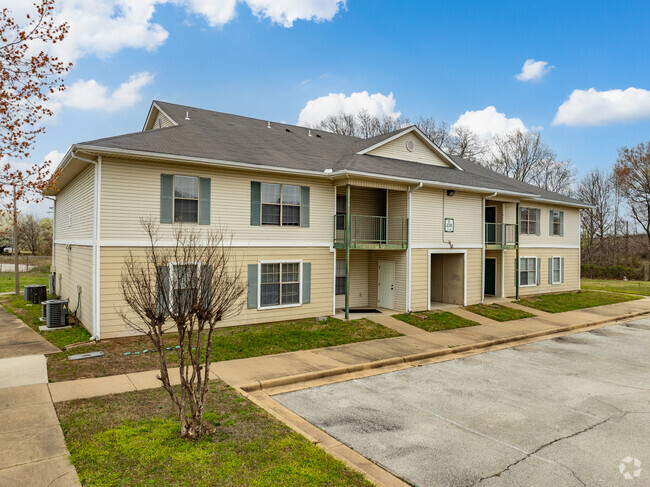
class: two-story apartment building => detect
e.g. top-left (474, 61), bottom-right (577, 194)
top-left (46, 101), bottom-right (589, 339)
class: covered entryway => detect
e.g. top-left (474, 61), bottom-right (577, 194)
top-left (429, 251), bottom-right (466, 306)
top-left (377, 260), bottom-right (395, 309)
top-left (484, 258), bottom-right (496, 296)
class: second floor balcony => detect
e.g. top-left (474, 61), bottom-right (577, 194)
top-left (485, 222), bottom-right (518, 249)
top-left (334, 214), bottom-right (408, 250)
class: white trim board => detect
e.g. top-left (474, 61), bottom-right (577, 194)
top-left (56, 240), bottom-right (334, 248)
top-left (518, 244), bottom-right (579, 249)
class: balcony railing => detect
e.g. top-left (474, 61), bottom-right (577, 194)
top-left (334, 215), bottom-right (408, 249)
top-left (485, 222), bottom-right (518, 249)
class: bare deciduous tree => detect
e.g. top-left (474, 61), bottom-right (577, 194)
top-left (530, 159), bottom-right (576, 195)
top-left (18, 214), bottom-right (41, 254)
top-left (119, 219), bottom-right (246, 440)
top-left (576, 169), bottom-right (612, 263)
top-left (614, 141), bottom-right (650, 250)
top-left (314, 110), bottom-right (401, 138)
top-left (446, 125), bottom-right (486, 161)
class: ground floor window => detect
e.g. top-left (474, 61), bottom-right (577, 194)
top-left (550, 256), bottom-right (561, 284)
top-left (335, 259), bottom-right (346, 295)
top-left (171, 262), bottom-right (200, 312)
top-left (519, 257), bottom-right (537, 286)
top-left (260, 262), bottom-right (300, 307)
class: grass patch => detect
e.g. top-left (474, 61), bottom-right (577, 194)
top-left (0, 272), bottom-right (49, 293)
top-left (56, 383), bottom-right (372, 487)
top-left (514, 290), bottom-right (640, 313)
top-left (393, 310), bottom-right (480, 332)
top-left (46, 317), bottom-right (400, 382)
top-left (0, 294), bottom-right (91, 349)
top-left (582, 278), bottom-right (650, 297)
top-left (464, 304), bottom-right (535, 321)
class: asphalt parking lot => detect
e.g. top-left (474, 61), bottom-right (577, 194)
top-left (276, 320), bottom-right (650, 487)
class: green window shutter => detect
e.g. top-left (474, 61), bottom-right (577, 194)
top-left (559, 211), bottom-right (564, 237)
top-left (536, 258), bottom-right (541, 285)
top-left (250, 181), bottom-right (261, 226)
top-left (247, 264), bottom-right (258, 309)
top-left (561, 257), bottom-right (565, 283)
top-left (198, 177), bottom-right (211, 225)
top-left (156, 265), bottom-right (170, 315)
top-left (549, 210), bottom-right (554, 235)
top-left (535, 209), bottom-right (541, 235)
top-left (548, 258), bottom-right (553, 284)
top-left (160, 174), bottom-right (173, 223)
top-left (302, 262), bottom-right (311, 304)
top-left (300, 186), bottom-right (310, 228)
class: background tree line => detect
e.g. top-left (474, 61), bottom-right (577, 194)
top-left (0, 214), bottom-right (53, 255)
top-left (313, 111), bottom-right (650, 278)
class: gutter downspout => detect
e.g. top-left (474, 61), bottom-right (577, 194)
top-left (92, 156), bottom-right (102, 339)
top-left (515, 202), bottom-right (520, 300)
top-left (482, 192), bottom-right (498, 304)
top-left (406, 182), bottom-right (423, 312)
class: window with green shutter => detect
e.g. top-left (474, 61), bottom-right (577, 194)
top-left (251, 182), bottom-right (310, 227)
top-left (160, 174), bottom-right (210, 224)
top-left (550, 210), bottom-right (564, 236)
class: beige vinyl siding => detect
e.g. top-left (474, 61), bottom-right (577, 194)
top-left (341, 187), bottom-right (386, 216)
top-left (410, 188), bottom-right (483, 247)
top-left (518, 204), bottom-right (580, 247)
top-left (54, 165), bottom-right (94, 241)
top-left (410, 248), bottom-right (482, 310)
top-left (334, 249), bottom-right (370, 309)
top-left (387, 190), bottom-right (407, 219)
top-left (99, 246), bottom-right (333, 339)
top-left (152, 111), bottom-right (174, 129)
top-left (368, 250), bottom-right (407, 312)
top-left (53, 244), bottom-right (93, 332)
top-left (99, 158), bottom-right (334, 244)
top-left (503, 248), bottom-right (580, 297)
top-left (367, 132), bottom-right (451, 167)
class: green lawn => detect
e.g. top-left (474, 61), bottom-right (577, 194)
top-left (45, 317), bottom-right (401, 382)
top-left (0, 272), bottom-right (49, 293)
top-left (464, 304), bottom-right (536, 321)
top-left (393, 310), bottom-right (480, 332)
top-left (514, 290), bottom-right (640, 313)
top-left (0, 294), bottom-right (91, 349)
top-left (56, 384), bottom-right (372, 487)
top-left (582, 278), bottom-right (650, 297)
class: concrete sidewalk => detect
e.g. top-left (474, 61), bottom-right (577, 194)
top-left (0, 308), bottom-right (81, 487)
top-left (48, 297), bottom-right (650, 402)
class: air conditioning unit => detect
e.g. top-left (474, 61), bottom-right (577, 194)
top-left (24, 284), bottom-right (36, 302)
top-left (29, 285), bottom-right (47, 304)
top-left (40, 301), bottom-right (48, 322)
top-left (46, 299), bottom-right (69, 328)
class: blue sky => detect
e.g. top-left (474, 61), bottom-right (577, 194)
top-left (20, 0), bottom-right (650, 214)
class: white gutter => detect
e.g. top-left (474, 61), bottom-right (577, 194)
top-left (406, 182), bottom-right (423, 312)
top-left (481, 192), bottom-right (498, 303)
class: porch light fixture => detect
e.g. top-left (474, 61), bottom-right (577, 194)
top-left (446, 190), bottom-right (455, 197)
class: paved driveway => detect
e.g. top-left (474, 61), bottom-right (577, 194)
top-left (276, 320), bottom-right (650, 487)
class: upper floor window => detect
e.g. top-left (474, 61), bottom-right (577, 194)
top-left (262, 183), bottom-right (300, 226)
top-left (336, 195), bottom-right (346, 230)
top-left (550, 210), bottom-right (564, 236)
top-left (520, 207), bottom-right (538, 235)
top-left (174, 175), bottom-right (198, 223)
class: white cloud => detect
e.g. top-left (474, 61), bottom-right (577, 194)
top-left (553, 87), bottom-right (650, 126)
top-left (246, 0), bottom-right (345, 27)
top-left (515, 59), bottom-right (553, 82)
top-left (51, 72), bottom-right (154, 112)
top-left (297, 91), bottom-right (400, 127)
top-left (11, 0), bottom-right (345, 63)
top-left (451, 106), bottom-right (528, 139)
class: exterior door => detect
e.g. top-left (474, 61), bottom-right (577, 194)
top-left (485, 206), bottom-right (497, 244)
top-left (484, 258), bottom-right (496, 296)
top-left (378, 260), bottom-right (395, 309)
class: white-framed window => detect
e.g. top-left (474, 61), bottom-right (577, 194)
top-left (550, 210), bottom-right (564, 236)
top-left (261, 183), bottom-right (301, 226)
top-left (550, 256), bottom-right (562, 284)
top-left (520, 208), bottom-right (538, 235)
top-left (335, 259), bottom-right (346, 295)
top-left (259, 261), bottom-right (301, 308)
top-left (170, 262), bottom-right (200, 312)
top-left (519, 257), bottom-right (537, 286)
top-left (174, 175), bottom-right (199, 223)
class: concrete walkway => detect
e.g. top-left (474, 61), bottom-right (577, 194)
top-left (0, 308), bottom-right (80, 487)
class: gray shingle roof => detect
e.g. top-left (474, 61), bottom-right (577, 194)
top-left (78, 101), bottom-right (586, 206)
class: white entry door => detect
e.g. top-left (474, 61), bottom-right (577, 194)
top-left (378, 260), bottom-right (395, 309)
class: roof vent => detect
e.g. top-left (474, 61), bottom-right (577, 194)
top-left (285, 128), bottom-right (291, 132)
top-left (267, 121), bottom-right (271, 128)
top-left (308, 130), bottom-right (312, 137)
top-left (316, 133), bottom-right (321, 138)
top-left (185, 111), bottom-right (190, 121)
top-left (406, 140), bottom-right (414, 152)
